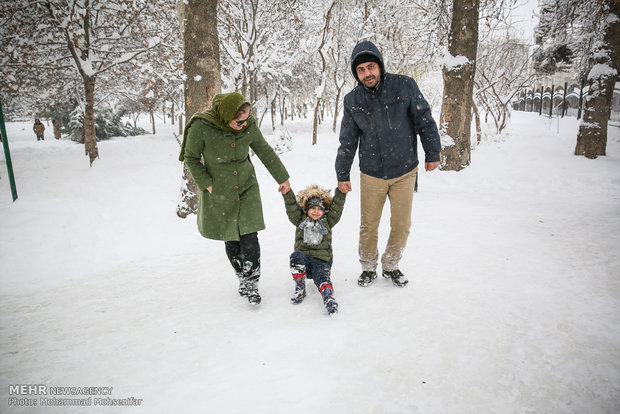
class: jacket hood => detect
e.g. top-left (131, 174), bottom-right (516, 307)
top-left (350, 41), bottom-right (385, 84)
top-left (296, 185), bottom-right (333, 210)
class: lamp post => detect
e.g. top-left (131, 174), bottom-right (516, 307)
top-left (0, 99), bottom-right (18, 201)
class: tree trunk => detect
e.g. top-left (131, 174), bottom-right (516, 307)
top-left (270, 91), bottom-right (277, 132)
top-left (280, 95), bottom-right (286, 126)
top-left (332, 84), bottom-right (343, 133)
top-left (472, 100), bottom-right (481, 144)
top-left (574, 0), bottom-right (619, 159)
top-left (312, 97), bottom-right (320, 145)
top-left (83, 75), bottom-right (99, 166)
top-left (181, 0), bottom-right (221, 117)
top-left (439, 0), bottom-right (479, 171)
top-left (177, 0), bottom-right (221, 218)
top-left (150, 110), bottom-right (156, 135)
top-left (311, 1), bottom-right (335, 146)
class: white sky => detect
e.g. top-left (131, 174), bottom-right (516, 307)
top-left (511, 0), bottom-right (540, 41)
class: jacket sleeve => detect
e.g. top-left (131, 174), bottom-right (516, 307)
top-left (326, 188), bottom-right (346, 227)
top-left (183, 120), bottom-right (213, 191)
top-left (335, 102), bottom-right (360, 182)
top-left (282, 190), bottom-right (304, 226)
top-left (408, 80), bottom-right (441, 163)
top-left (249, 125), bottom-right (290, 185)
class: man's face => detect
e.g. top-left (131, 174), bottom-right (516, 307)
top-left (356, 61), bottom-right (380, 88)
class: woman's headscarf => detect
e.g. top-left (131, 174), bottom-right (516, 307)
top-left (179, 92), bottom-right (253, 161)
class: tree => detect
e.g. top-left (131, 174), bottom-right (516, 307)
top-left (1, 0), bottom-right (176, 165)
top-left (176, 0), bottom-right (222, 218)
top-left (475, 39), bottom-right (532, 135)
top-left (311, 0), bottom-right (337, 145)
top-left (123, 24), bottom-right (184, 135)
top-left (534, 0), bottom-right (619, 158)
top-left (326, 0), bottom-right (353, 133)
top-left (440, 0), bottom-right (479, 171)
top-left (574, 1), bottom-right (619, 158)
top-left (218, 0), bottom-right (300, 126)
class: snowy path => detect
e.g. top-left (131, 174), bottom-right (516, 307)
top-left (1, 113), bottom-right (619, 413)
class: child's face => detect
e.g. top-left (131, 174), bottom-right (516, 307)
top-left (307, 206), bottom-right (324, 220)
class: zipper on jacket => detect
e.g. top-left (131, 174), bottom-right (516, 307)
top-left (385, 105), bottom-right (393, 129)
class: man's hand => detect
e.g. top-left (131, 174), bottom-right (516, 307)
top-left (279, 179), bottom-right (291, 194)
top-left (425, 161), bottom-right (440, 172)
top-left (338, 181), bottom-right (352, 193)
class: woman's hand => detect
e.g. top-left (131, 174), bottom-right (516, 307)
top-left (206, 185), bottom-right (213, 194)
top-left (278, 180), bottom-right (291, 194)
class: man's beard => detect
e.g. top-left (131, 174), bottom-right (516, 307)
top-left (364, 76), bottom-right (378, 88)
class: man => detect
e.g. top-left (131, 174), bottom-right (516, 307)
top-left (335, 40), bottom-right (441, 288)
top-left (33, 118), bottom-right (45, 141)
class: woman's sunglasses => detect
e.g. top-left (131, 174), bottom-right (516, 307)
top-left (235, 116), bottom-right (250, 126)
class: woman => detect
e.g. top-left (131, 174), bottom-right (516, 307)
top-left (180, 92), bottom-right (290, 305)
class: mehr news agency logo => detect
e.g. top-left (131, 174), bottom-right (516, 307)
top-left (8, 384), bottom-right (143, 407)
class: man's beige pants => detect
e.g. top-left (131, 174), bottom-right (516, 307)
top-left (359, 167), bottom-right (417, 272)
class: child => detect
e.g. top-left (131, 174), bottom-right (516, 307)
top-left (282, 185), bottom-right (346, 315)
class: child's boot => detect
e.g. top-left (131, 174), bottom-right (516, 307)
top-left (319, 282), bottom-right (338, 315)
top-left (291, 272), bottom-right (306, 304)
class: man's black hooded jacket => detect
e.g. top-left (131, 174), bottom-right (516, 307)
top-left (335, 41), bottom-right (441, 181)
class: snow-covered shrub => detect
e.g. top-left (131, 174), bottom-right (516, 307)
top-left (66, 107), bottom-right (148, 142)
top-left (271, 126), bottom-right (293, 154)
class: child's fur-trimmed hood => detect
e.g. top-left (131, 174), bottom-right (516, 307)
top-left (296, 185), bottom-right (333, 210)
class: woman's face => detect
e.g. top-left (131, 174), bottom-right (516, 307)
top-left (229, 107), bottom-right (250, 131)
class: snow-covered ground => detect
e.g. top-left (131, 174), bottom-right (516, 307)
top-left (1, 112), bottom-right (619, 413)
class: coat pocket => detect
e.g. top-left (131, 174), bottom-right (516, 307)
top-left (382, 96), bottom-right (409, 131)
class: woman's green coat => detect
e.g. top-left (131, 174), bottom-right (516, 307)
top-left (181, 93), bottom-right (289, 241)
